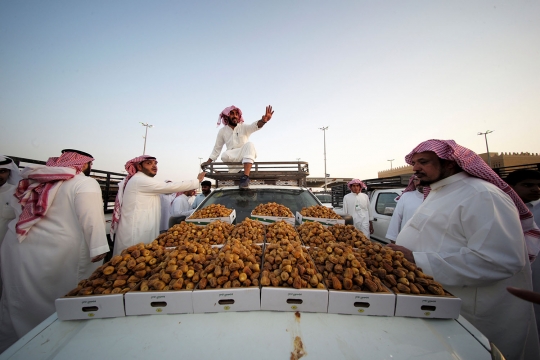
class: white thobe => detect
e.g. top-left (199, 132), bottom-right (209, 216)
top-left (0, 183), bottom-right (18, 299)
top-left (0, 183), bottom-right (17, 246)
top-left (342, 192), bottom-right (373, 238)
top-left (396, 172), bottom-right (539, 360)
top-left (209, 121), bottom-right (260, 163)
top-left (385, 190), bottom-right (423, 241)
top-left (113, 173), bottom-right (199, 255)
top-left (0, 174), bottom-right (109, 352)
top-left (527, 200), bottom-right (540, 341)
top-left (170, 194), bottom-right (195, 218)
top-left (159, 193), bottom-right (174, 232)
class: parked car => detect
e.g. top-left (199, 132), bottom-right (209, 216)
top-left (313, 192), bottom-right (333, 208)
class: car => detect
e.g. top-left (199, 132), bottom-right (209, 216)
top-left (313, 192), bottom-right (333, 208)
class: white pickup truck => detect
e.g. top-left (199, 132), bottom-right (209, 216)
top-left (0, 165), bottom-right (501, 359)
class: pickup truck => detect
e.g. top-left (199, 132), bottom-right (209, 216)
top-left (0, 163), bottom-right (500, 359)
top-left (2, 183), bottom-right (499, 360)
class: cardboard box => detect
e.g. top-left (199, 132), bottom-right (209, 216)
top-left (250, 213), bottom-right (295, 226)
top-left (124, 290), bottom-right (193, 315)
top-left (186, 209), bottom-right (236, 226)
top-left (295, 212), bottom-right (345, 228)
top-left (394, 292), bottom-right (462, 319)
top-left (260, 287), bottom-right (328, 313)
top-left (55, 294), bottom-right (125, 320)
top-left (192, 287), bottom-right (260, 313)
top-left (327, 289), bottom-right (396, 316)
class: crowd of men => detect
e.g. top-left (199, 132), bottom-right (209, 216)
top-left (0, 104), bottom-right (539, 359)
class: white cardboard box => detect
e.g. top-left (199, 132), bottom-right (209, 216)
top-left (55, 294), bottom-right (125, 320)
top-left (295, 212), bottom-right (345, 227)
top-left (394, 293), bottom-right (462, 319)
top-left (186, 209), bottom-right (236, 225)
top-left (327, 289), bottom-right (396, 316)
top-left (261, 287), bottom-right (328, 313)
top-left (250, 213), bottom-right (295, 226)
top-left (192, 286), bottom-right (260, 313)
top-left (124, 290), bottom-right (193, 315)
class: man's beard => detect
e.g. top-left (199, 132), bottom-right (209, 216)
top-left (141, 168), bottom-right (157, 177)
top-left (83, 167), bottom-right (91, 176)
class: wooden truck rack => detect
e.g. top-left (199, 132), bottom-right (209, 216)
top-left (201, 161), bottom-right (309, 188)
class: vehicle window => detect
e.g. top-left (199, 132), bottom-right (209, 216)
top-left (375, 193), bottom-right (398, 215)
top-left (199, 188), bottom-right (320, 222)
top-left (315, 193), bottom-right (331, 203)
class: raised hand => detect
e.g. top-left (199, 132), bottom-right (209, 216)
top-left (262, 105), bottom-right (274, 122)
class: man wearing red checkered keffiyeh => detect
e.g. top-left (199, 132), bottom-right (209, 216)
top-left (342, 179), bottom-right (373, 238)
top-left (0, 149), bottom-right (110, 353)
top-left (388, 139), bottom-right (540, 360)
top-left (111, 155), bottom-right (204, 256)
top-left (203, 105), bottom-right (274, 189)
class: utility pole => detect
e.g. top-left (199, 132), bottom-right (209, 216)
top-left (319, 126), bottom-right (329, 192)
top-left (477, 130), bottom-right (494, 167)
top-left (388, 159), bottom-right (394, 170)
top-left (140, 122), bottom-right (154, 155)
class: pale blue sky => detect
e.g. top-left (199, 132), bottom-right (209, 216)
top-left (1, 1), bottom-right (539, 183)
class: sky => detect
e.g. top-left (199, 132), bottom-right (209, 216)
top-left (1, 1), bottom-right (539, 183)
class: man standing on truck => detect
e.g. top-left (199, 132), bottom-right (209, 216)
top-left (388, 139), bottom-right (540, 360)
top-left (110, 155), bottom-right (204, 255)
top-left (342, 179), bottom-right (373, 238)
top-left (505, 169), bottom-right (540, 341)
top-left (385, 175), bottom-right (423, 242)
top-left (203, 105), bottom-right (274, 189)
top-left (0, 149), bottom-right (110, 353)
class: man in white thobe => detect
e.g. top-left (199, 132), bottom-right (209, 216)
top-left (506, 169), bottom-right (540, 341)
top-left (0, 149), bottom-right (110, 353)
top-left (385, 176), bottom-right (424, 241)
top-left (0, 156), bottom-right (22, 300)
top-left (111, 155), bottom-right (204, 255)
top-left (203, 105), bottom-right (274, 189)
top-left (342, 179), bottom-right (373, 238)
top-left (170, 189), bottom-right (196, 219)
top-left (159, 180), bottom-right (174, 233)
top-left (389, 140), bottom-right (540, 360)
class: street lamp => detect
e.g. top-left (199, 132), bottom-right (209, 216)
top-left (477, 130), bottom-right (494, 167)
top-left (319, 126), bottom-right (329, 192)
top-left (387, 159), bottom-right (395, 170)
top-left (140, 122), bottom-right (154, 155)
top-left (296, 158), bottom-right (301, 162)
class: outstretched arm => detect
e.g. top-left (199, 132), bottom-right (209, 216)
top-left (257, 105), bottom-right (274, 128)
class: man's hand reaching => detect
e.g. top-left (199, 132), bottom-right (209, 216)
top-left (91, 253), bottom-right (107, 263)
top-left (262, 105), bottom-right (274, 123)
top-left (197, 172), bottom-right (206, 182)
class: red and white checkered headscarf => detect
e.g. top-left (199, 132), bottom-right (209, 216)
top-left (15, 151), bottom-right (94, 242)
top-left (395, 175), bottom-right (419, 201)
top-left (217, 106), bottom-right (244, 126)
top-left (406, 139), bottom-right (540, 261)
top-left (110, 155), bottom-right (156, 236)
top-left (347, 179), bottom-right (367, 190)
